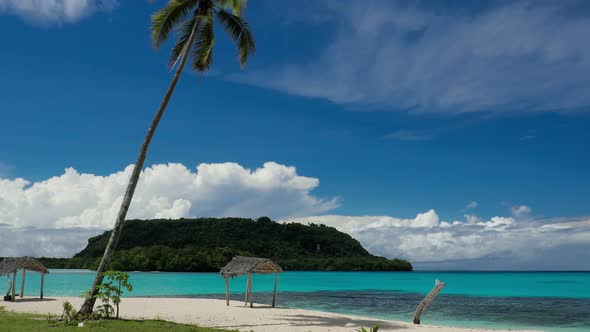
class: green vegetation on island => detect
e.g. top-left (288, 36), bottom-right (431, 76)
top-left (39, 217), bottom-right (412, 272)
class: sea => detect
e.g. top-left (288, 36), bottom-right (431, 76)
top-left (7, 270), bottom-right (590, 332)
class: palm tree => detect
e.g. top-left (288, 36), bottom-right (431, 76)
top-left (78, 0), bottom-right (255, 315)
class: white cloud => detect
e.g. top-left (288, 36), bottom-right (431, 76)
top-left (466, 201), bottom-right (478, 210)
top-left (464, 214), bottom-right (480, 224)
top-left (0, 0), bottom-right (118, 24)
top-left (237, 0), bottom-right (590, 113)
top-left (0, 161), bottom-right (338, 257)
top-left (0, 161), bottom-right (338, 230)
top-left (541, 219), bottom-right (590, 230)
top-left (282, 211), bottom-right (590, 270)
top-left (476, 216), bottom-right (515, 230)
top-left (511, 205), bottom-right (532, 218)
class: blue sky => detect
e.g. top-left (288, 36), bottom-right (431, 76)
top-left (1, 0), bottom-right (589, 269)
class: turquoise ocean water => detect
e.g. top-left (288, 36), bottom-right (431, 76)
top-left (7, 270), bottom-right (590, 331)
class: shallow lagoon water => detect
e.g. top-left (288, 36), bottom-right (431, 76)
top-left (9, 270), bottom-right (590, 331)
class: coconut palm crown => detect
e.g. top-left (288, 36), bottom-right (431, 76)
top-left (151, 0), bottom-right (255, 72)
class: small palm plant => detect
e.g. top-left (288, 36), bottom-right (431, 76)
top-left (79, 0), bottom-right (255, 315)
top-left (94, 271), bottom-right (133, 319)
top-left (61, 301), bottom-right (77, 326)
top-left (356, 324), bottom-right (380, 332)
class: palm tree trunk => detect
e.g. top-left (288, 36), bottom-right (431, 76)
top-left (78, 19), bottom-right (200, 316)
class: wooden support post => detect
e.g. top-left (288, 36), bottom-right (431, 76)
top-left (20, 269), bottom-right (26, 298)
top-left (244, 274), bottom-right (250, 306)
top-left (11, 271), bottom-right (16, 301)
top-left (413, 279), bottom-right (446, 324)
top-left (225, 277), bottom-right (230, 306)
top-left (40, 273), bottom-right (45, 299)
top-left (272, 272), bottom-right (278, 308)
top-left (248, 272), bottom-right (253, 308)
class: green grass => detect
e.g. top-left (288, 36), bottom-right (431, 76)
top-left (0, 306), bottom-right (234, 332)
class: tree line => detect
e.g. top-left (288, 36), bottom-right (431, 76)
top-left (38, 217), bottom-right (412, 272)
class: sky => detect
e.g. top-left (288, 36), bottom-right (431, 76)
top-left (0, 0), bottom-right (589, 270)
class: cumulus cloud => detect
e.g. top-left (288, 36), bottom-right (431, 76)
top-left (283, 210), bottom-right (590, 270)
top-left (0, 162), bottom-right (337, 229)
top-left (466, 201), bottom-right (478, 210)
top-left (0, 162), bottom-right (338, 257)
top-left (0, 0), bottom-right (118, 24)
top-left (236, 0), bottom-right (590, 113)
top-left (511, 205), bottom-right (532, 218)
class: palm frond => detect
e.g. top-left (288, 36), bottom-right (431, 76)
top-left (151, 0), bottom-right (198, 49)
top-left (168, 15), bottom-right (200, 70)
top-left (191, 15), bottom-right (216, 72)
top-left (216, 0), bottom-right (247, 16)
top-left (216, 9), bottom-right (256, 67)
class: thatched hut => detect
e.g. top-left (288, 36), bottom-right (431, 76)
top-left (0, 257), bottom-right (49, 301)
top-left (220, 256), bottom-right (283, 308)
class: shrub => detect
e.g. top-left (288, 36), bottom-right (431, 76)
top-left (93, 271), bottom-right (133, 319)
top-left (356, 324), bottom-right (380, 332)
top-left (61, 301), bottom-right (77, 326)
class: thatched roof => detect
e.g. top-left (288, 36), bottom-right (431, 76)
top-left (220, 256), bottom-right (282, 278)
top-left (0, 257), bottom-right (49, 276)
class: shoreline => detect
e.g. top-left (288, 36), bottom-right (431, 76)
top-left (2, 296), bottom-right (542, 332)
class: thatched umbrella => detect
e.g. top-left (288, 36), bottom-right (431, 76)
top-left (220, 256), bottom-right (283, 308)
top-left (0, 257), bottom-right (49, 301)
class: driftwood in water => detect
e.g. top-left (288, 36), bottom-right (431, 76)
top-left (413, 279), bottom-right (446, 324)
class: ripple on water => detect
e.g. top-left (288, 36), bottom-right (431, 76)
top-left (173, 290), bottom-right (590, 332)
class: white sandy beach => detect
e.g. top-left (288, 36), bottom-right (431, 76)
top-left (2, 296), bottom-right (540, 332)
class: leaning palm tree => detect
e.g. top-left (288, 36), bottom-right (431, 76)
top-left (79, 0), bottom-right (255, 315)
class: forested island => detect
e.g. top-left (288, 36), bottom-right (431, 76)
top-left (39, 217), bottom-right (412, 272)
